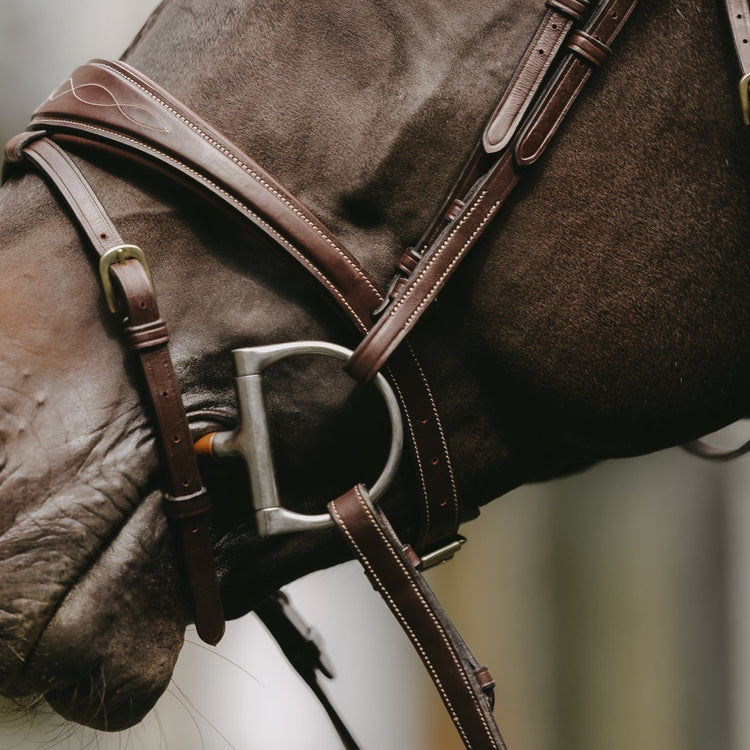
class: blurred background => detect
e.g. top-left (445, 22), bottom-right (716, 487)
top-left (0, 2), bottom-right (745, 749)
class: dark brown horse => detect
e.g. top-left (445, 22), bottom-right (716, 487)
top-left (0, 0), bottom-right (748, 742)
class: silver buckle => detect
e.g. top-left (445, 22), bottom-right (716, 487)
top-left (209, 341), bottom-right (404, 536)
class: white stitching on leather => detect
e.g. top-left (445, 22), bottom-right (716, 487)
top-left (384, 371), bottom-right (431, 533)
top-left (388, 190), bottom-right (498, 327)
top-left (39, 118), bottom-right (371, 333)
top-left (331, 487), bottom-right (499, 749)
top-left (406, 343), bottom-right (460, 526)
top-left (95, 62), bottom-right (382, 301)
top-left (330, 499), bottom-right (472, 748)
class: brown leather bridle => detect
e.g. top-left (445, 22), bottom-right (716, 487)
top-left (3, 1), bottom-right (748, 747)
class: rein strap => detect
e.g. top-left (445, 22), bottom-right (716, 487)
top-left (329, 486), bottom-right (506, 750)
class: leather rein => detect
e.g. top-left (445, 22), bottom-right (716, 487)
top-left (3, 1), bottom-right (747, 747)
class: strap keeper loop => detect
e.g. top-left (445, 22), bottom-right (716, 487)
top-left (740, 72), bottom-right (750, 125)
top-left (545, 0), bottom-right (592, 22)
top-left (567, 30), bottom-right (612, 67)
top-left (396, 246), bottom-right (423, 276)
top-left (163, 487), bottom-right (212, 519)
top-left (475, 665), bottom-right (497, 709)
top-left (125, 318), bottom-right (170, 351)
top-left (3, 130), bottom-right (47, 164)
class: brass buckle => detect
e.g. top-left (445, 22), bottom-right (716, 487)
top-left (98, 244), bottom-right (154, 314)
top-left (740, 73), bottom-right (750, 126)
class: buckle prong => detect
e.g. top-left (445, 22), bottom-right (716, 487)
top-left (98, 244), bottom-right (154, 313)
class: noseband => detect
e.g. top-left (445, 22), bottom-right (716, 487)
top-left (3, 1), bottom-right (747, 747)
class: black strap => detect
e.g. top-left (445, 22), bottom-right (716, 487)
top-left (255, 592), bottom-right (362, 750)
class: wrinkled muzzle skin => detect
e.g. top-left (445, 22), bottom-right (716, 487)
top-left (0, 167), bottom-right (390, 731)
top-left (0, 180), bottom-right (190, 730)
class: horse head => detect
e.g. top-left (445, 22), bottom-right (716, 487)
top-left (0, 0), bottom-right (748, 737)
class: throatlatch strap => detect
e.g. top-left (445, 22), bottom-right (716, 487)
top-left (329, 486), bottom-right (505, 750)
top-left (348, 0), bottom-right (641, 382)
top-left (5, 135), bottom-right (225, 645)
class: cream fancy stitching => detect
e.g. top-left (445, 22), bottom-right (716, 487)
top-left (345, 486), bottom-right (499, 748)
top-left (97, 63), bottom-right (382, 302)
top-left (49, 77), bottom-right (171, 134)
top-left (329, 496), bottom-right (474, 750)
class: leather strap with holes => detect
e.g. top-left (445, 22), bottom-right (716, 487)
top-left (376, 0), bottom-right (596, 310)
top-left (727, 0), bottom-right (750, 75)
top-left (725, 0), bottom-right (750, 123)
top-left (348, 0), bottom-right (641, 382)
top-left (483, 0), bottom-right (595, 153)
top-left (4, 134), bottom-right (225, 645)
top-left (329, 485), bottom-right (505, 750)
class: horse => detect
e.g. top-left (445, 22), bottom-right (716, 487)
top-left (0, 0), bottom-right (748, 744)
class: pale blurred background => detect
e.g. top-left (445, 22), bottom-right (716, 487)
top-left (0, 3), bottom-right (745, 749)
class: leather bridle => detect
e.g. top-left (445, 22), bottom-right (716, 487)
top-left (3, 1), bottom-right (748, 747)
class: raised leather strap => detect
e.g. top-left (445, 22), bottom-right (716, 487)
top-left (329, 486), bottom-right (505, 750)
top-left (25, 59), bottom-right (461, 553)
top-left (348, 0), bottom-right (641, 383)
top-left (348, 149), bottom-right (522, 382)
top-left (29, 59), bottom-right (382, 332)
top-left (725, 0), bottom-right (750, 123)
top-left (6, 135), bottom-right (225, 645)
top-left (483, 0), bottom-right (594, 153)
top-left (727, 0), bottom-right (750, 74)
top-left (382, 1), bottom-right (595, 310)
